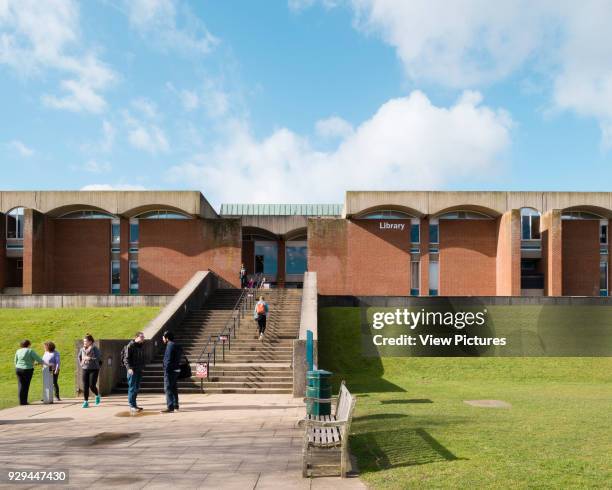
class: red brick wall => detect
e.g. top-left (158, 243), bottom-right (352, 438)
top-left (309, 218), bottom-right (412, 296)
top-left (419, 218), bottom-right (429, 296)
top-left (562, 220), bottom-right (600, 296)
top-left (138, 218), bottom-right (241, 294)
top-left (53, 219), bottom-right (110, 294)
top-left (439, 220), bottom-right (497, 296)
top-left (308, 219), bottom-right (349, 295)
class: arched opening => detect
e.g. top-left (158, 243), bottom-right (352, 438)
top-left (4, 207), bottom-right (25, 292)
top-left (428, 207), bottom-right (498, 297)
top-left (285, 228), bottom-right (308, 285)
top-left (520, 208), bottom-right (544, 296)
top-left (561, 207), bottom-right (609, 296)
top-left (241, 227), bottom-right (280, 283)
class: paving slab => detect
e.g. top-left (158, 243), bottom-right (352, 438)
top-left (0, 394), bottom-right (365, 489)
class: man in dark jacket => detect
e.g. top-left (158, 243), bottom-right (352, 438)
top-left (161, 330), bottom-right (181, 413)
top-left (124, 332), bottom-right (146, 412)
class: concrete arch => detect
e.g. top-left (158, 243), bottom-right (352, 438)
top-left (123, 204), bottom-right (195, 219)
top-left (432, 205), bottom-right (500, 219)
top-left (46, 204), bottom-right (117, 218)
top-left (352, 204), bottom-right (423, 219)
top-left (242, 226), bottom-right (279, 241)
top-left (561, 205), bottom-right (612, 219)
top-left (285, 227), bottom-right (307, 241)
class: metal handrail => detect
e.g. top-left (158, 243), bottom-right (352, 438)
top-left (195, 287), bottom-right (254, 372)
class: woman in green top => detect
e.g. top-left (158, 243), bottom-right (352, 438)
top-left (15, 339), bottom-right (48, 405)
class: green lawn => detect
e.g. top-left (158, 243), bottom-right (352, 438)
top-left (318, 307), bottom-right (612, 489)
top-left (0, 307), bottom-right (160, 409)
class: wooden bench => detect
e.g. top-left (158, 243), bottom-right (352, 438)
top-left (302, 381), bottom-right (356, 478)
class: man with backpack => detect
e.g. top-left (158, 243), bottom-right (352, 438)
top-left (122, 332), bottom-right (146, 413)
top-left (253, 296), bottom-right (269, 341)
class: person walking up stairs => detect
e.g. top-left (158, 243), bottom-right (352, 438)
top-left (253, 296), bottom-right (269, 341)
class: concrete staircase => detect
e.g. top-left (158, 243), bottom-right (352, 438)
top-left (115, 288), bottom-right (302, 395)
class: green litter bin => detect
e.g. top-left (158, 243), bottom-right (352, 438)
top-left (306, 369), bottom-right (333, 416)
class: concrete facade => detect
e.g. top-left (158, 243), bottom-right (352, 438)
top-left (2, 190), bottom-right (611, 297)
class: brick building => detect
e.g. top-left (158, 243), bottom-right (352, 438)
top-left (1, 190), bottom-right (610, 297)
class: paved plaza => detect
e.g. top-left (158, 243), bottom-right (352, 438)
top-left (0, 394), bottom-right (365, 489)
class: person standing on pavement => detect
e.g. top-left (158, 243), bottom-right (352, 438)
top-left (14, 340), bottom-right (48, 406)
top-left (78, 334), bottom-right (102, 408)
top-left (161, 331), bottom-right (181, 413)
top-left (42, 341), bottom-right (60, 403)
top-left (253, 296), bottom-right (269, 341)
top-left (124, 332), bottom-right (146, 413)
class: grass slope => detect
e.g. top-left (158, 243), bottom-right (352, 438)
top-left (318, 307), bottom-right (612, 489)
top-left (0, 307), bottom-right (160, 409)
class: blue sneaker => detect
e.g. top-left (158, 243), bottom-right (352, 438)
top-left (82, 401), bottom-right (89, 408)
top-left (95, 395), bottom-right (101, 406)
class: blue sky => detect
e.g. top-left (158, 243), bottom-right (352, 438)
top-left (1, 0), bottom-right (611, 208)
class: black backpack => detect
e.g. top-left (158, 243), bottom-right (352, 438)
top-left (178, 354), bottom-right (192, 379)
top-left (121, 342), bottom-right (131, 369)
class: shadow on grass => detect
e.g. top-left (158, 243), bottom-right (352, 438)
top-left (352, 427), bottom-right (462, 472)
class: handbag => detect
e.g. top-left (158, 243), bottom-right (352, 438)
top-left (178, 354), bottom-right (192, 379)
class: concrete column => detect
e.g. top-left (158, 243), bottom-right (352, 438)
top-left (541, 210), bottom-right (562, 296)
top-left (496, 210), bottom-right (521, 296)
top-left (23, 209), bottom-right (54, 294)
top-left (277, 238), bottom-right (285, 286)
top-left (120, 218), bottom-right (129, 294)
top-left (419, 217), bottom-right (429, 296)
top-left (0, 212), bottom-right (5, 291)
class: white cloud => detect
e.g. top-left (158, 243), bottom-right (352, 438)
top-left (131, 97), bottom-right (158, 119)
top-left (81, 183), bottom-right (147, 191)
top-left (316, 116), bottom-right (354, 139)
top-left (7, 139), bottom-right (34, 157)
top-left (180, 89), bottom-right (199, 111)
top-left (168, 80), bottom-right (229, 117)
top-left (0, 0), bottom-right (116, 113)
top-left (298, 0), bottom-right (612, 148)
top-left (124, 111), bottom-right (169, 154)
top-left (167, 90), bottom-right (512, 204)
top-left (81, 160), bottom-right (112, 174)
top-left (125, 0), bottom-right (217, 55)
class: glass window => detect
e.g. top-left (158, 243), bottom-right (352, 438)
top-left (429, 223), bottom-right (439, 244)
top-left (130, 219), bottom-right (139, 243)
top-left (437, 211), bottom-right (492, 220)
top-left (6, 207), bottom-right (24, 239)
top-left (135, 210), bottom-right (191, 220)
top-left (360, 210), bottom-right (414, 219)
top-left (254, 242), bottom-right (278, 275)
top-left (111, 260), bottom-right (120, 294)
top-left (111, 219), bottom-right (120, 247)
top-left (59, 210), bottom-right (115, 219)
top-left (428, 260), bottom-right (439, 296)
top-left (562, 211), bottom-right (602, 220)
top-left (130, 260), bottom-right (139, 294)
top-left (286, 242), bottom-right (307, 275)
top-left (600, 221), bottom-right (608, 245)
top-left (600, 261), bottom-right (608, 296)
top-left (410, 261), bottom-right (419, 296)
top-left (410, 222), bottom-right (420, 243)
top-left (521, 208), bottom-right (541, 240)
